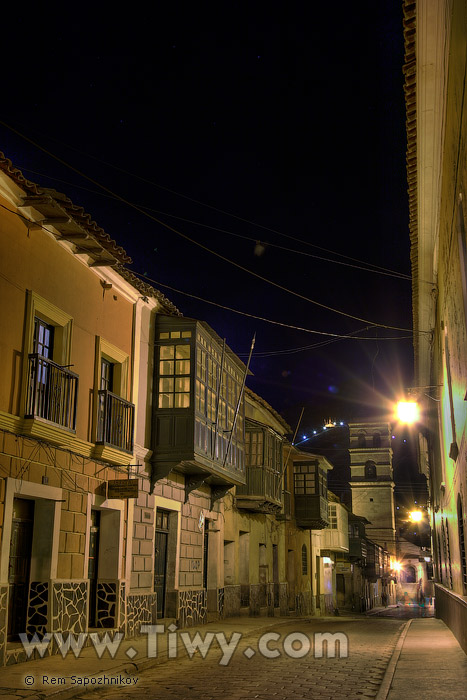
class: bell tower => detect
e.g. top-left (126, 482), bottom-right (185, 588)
top-left (348, 421), bottom-right (396, 555)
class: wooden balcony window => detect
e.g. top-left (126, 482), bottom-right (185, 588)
top-left (96, 389), bottom-right (135, 453)
top-left (26, 353), bottom-right (78, 430)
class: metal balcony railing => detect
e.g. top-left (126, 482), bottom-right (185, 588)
top-left (26, 354), bottom-right (78, 430)
top-left (96, 390), bottom-right (135, 453)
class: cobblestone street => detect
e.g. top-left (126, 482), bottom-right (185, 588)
top-left (80, 618), bottom-right (403, 700)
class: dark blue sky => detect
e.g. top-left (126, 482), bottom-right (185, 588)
top-left (1, 2), bottom-right (412, 431)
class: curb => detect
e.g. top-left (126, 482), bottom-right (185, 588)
top-left (375, 618), bottom-right (413, 700)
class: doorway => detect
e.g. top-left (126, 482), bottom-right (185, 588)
top-left (203, 521), bottom-right (210, 590)
top-left (88, 509), bottom-right (100, 627)
top-left (155, 509), bottom-right (170, 617)
top-left (273, 544), bottom-right (279, 607)
top-left (8, 498), bottom-right (34, 640)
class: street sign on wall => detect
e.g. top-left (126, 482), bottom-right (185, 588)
top-left (107, 479), bottom-right (139, 499)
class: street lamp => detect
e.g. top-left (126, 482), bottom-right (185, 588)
top-left (396, 400), bottom-right (420, 424)
top-left (408, 510), bottom-right (423, 523)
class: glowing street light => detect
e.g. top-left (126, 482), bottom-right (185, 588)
top-left (396, 400), bottom-right (420, 424)
top-left (392, 561), bottom-right (402, 572)
top-left (409, 510), bottom-right (423, 523)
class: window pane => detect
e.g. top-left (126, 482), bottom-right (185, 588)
top-left (176, 359), bottom-right (191, 374)
top-left (182, 331), bottom-right (192, 338)
top-left (159, 332), bottom-right (170, 339)
top-left (159, 378), bottom-right (174, 392)
top-left (176, 345), bottom-right (190, 359)
top-left (159, 360), bottom-right (174, 375)
top-left (175, 393), bottom-right (190, 408)
top-left (175, 377), bottom-right (190, 392)
top-left (171, 331), bottom-right (181, 338)
top-left (160, 345), bottom-right (175, 359)
top-left (159, 393), bottom-right (174, 408)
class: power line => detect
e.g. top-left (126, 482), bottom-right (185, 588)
top-left (129, 268), bottom-right (413, 341)
top-left (4, 122), bottom-right (411, 280)
top-left (14, 164), bottom-right (410, 281)
top-left (0, 121), bottom-right (417, 333)
top-left (0, 200), bottom-right (413, 346)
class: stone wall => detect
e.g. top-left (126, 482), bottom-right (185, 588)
top-left (0, 585), bottom-right (7, 667)
top-left (26, 581), bottom-right (48, 637)
top-left (223, 584), bottom-right (241, 617)
top-left (126, 593), bottom-right (157, 637)
top-left (178, 589), bottom-right (207, 627)
top-left (51, 581), bottom-right (88, 634)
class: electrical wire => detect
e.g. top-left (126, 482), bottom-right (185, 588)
top-left (2, 121), bottom-right (412, 278)
top-left (13, 164), bottom-right (410, 281)
top-left (128, 267), bottom-right (414, 341)
top-left (1, 200), bottom-right (414, 345)
top-left (0, 122), bottom-right (417, 331)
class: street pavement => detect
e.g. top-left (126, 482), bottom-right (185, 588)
top-left (80, 617), bottom-right (402, 700)
top-left (0, 611), bottom-right (465, 700)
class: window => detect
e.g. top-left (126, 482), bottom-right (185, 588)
top-left (294, 463), bottom-right (316, 495)
top-left (357, 432), bottom-right (366, 448)
top-left (158, 344), bottom-right (191, 408)
top-left (328, 504), bottom-right (338, 529)
top-left (94, 338), bottom-right (133, 453)
top-left (302, 545), bottom-right (308, 574)
top-left (373, 432), bottom-right (381, 448)
top-left (365, 461), bottom-right (377, 479)
top-left (24, 296), bottom-right (77, 430)
top-left (100, 358), bottom-right (114, 392)
top-left (33, 318), bottom-right (54, 358)
top-left (245, 430), bottom-right (264, 466)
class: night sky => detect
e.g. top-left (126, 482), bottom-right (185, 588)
top-left (1, 2), bottom-right (413, 439)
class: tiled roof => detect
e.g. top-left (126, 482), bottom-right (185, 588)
top-left (244, 386), bottom-right (292, 434)
top-left (403, 1), bottom-right (418, 369)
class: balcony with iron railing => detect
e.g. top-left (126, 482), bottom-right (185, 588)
top-left (26, 353), bottom-right (78, 430)
top-left (236, 466), bottom-right (282, 513)
top-left (96, 390), bottom-right (135, 454)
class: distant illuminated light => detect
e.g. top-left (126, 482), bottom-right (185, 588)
top-left (302, 435), bottom-right (307, 440)
top-left (396, 401), bottom-right (420, 424)
top-left (323, 426), bottom-right (327, 430)
top-left (340, 421), bottom-right (344, 426)
top-left (393, 562), bottom-right (402, 572)
top-left (333, 422), bottom-right (336, 425)
top-left (409, 510), bottom-right (423, 523)
top-left (392, 435), bottom-right (395, 439)
top-left (313, 430), bottom-right (317, 435)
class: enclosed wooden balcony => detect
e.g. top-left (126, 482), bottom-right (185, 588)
top-left (320, 501), bottom-right (349, 552)
top-left (96, 390), bottom-right (135, 453)
top-left (151, 316), bottom-right (247, 490)
top-left (236, 421), bottom-right (283, 512)
top-left (293, 456), bottom-right (332, 529)
top-left (26, 353), bottom-right (78, 430)
top-left (236, 466), bottom-right (282, 512)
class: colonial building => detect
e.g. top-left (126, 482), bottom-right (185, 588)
top-left (0, 153), bottom-right (182, 664)
top-left (404, 0), bottom-right (467, 651)
top-left (149, 313), bottom-right (250, 625)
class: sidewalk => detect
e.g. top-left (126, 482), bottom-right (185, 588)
top-left (0, 615), bottom-right (302, 699)
top-left (379, 617), bottom-right (467, 700)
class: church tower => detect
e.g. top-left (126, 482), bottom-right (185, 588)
top-left (348, 421), bottom-right (396, 556)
